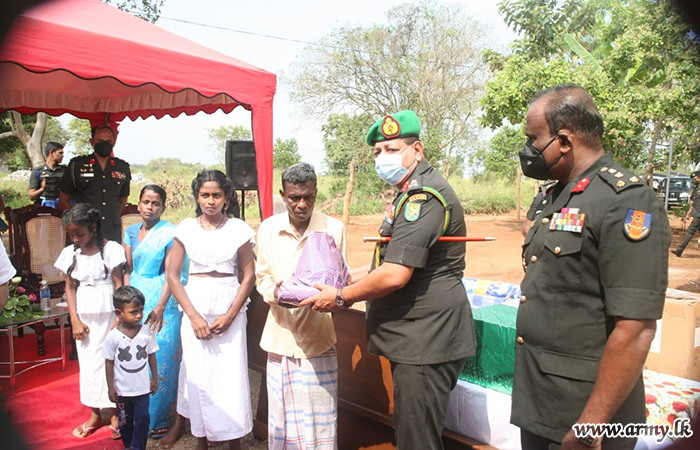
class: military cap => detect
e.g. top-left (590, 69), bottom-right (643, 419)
top-left (366, 110), bottom-right (421, 146)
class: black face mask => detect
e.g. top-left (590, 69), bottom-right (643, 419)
top-left (518, 135), bottom-right (562, 180)
top-left (94, 141), bottom-right (113, 158)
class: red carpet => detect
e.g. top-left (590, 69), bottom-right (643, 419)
top-left (1, 329), bottom-right (123, 450)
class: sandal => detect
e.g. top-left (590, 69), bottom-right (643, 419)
top-left (150, 427), bottom-right (168, 439)
top-left (108, 425), bottom-right (121, 440)
top-left (72, 421), bottom-right (98, 438)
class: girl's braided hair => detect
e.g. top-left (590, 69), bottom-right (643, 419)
top-left (62, 203), bottom-right (109, 280)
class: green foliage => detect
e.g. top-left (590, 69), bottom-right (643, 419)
top-left (475, 126), bottom-right (525, 178)
top-left (482, 0), bottom-right (700, 173)
top-left (0, 180), bottom-right (31, 208)
top-left (206, 125), bottom-right (252, 163)
top-left (67, 118), bottom-right (93, 156)
top-left (102, 0), bottom-right (165, 23)
top-left (289, 1), bottom-right (489, 174)
top-left (273, 138), bottom-right (302, 169)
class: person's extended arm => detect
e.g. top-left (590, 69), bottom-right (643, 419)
top-left (105, 359), bottom-right (118, 403)
top-left (123, 242), bottom-right (132, 286)
top-left (145, 247), bottom-right (173, 334)
top-left (149, 352), bottom-right (158, 394)
top-left (210, 242), bottom-right (255, 334)
top-left (120, 196), bottom-right (128, 212)
top-left (300, 261), bottom-right (414, 312)
top-left (560, 318), bottom-right (656, 450)
top-left (65, 276), bottom-right (89, 339)
top-left (167, 238), bottom-right (211, 340)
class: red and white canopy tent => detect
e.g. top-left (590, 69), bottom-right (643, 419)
top-left (0, 0), bottom-right (277, 218)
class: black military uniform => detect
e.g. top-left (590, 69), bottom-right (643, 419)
top-left (367, 158), bottom-right (475, 449)
top-left (28, 163), bottom-right (66, 207)
top-left (511, 153), bottom-right (670, 448)
top-left (59, 153), bottom-right (131, 243)
top-left (673, 173), bottom-right (700, 256)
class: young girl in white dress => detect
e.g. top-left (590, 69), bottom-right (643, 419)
top-left (167, 170), bottom-right (256, 450)
top-left (55, 203), bottom-right (127, 439)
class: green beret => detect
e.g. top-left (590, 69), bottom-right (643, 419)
top-left (366, 110), bottom-right (421, 146)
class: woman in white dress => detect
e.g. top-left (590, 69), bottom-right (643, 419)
top-left (55, 203), bottom-right (126, 439)
top-left (167, 170), bottom-right (256, 450)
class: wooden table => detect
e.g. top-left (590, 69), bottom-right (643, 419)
top-left (246, 292), bottom-right (497, 450)
top-left (0, 304), bottom-right (68, 388)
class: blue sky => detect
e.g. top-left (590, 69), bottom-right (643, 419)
top-left (60, 0), bottom-right (517, 171)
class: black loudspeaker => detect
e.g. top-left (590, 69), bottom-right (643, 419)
top-left (225, 140), bottom-right (258, 190)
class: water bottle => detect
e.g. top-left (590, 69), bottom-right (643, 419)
top-left (40, 281), bottom-right (51, 314)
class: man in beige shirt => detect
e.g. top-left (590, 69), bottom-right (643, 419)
top-left (256, 162), bottom-right (347, 450)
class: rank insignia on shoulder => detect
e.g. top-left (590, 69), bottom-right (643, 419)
top-left (409, 179), bottom-right (420, 189)
top-left (405, 202), bottom-right (421, 221)
top-left (624, 209), bottom-right (651, 241)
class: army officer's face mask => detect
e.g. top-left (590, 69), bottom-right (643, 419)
top-left (375, 144), bottom-right (415, 186)
top-left (518, 135), bottom-right (562, 180)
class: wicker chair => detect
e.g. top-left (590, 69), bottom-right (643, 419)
top-left (11, 205), bottom-right (67, 294)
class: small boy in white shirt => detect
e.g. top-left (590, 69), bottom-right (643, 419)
top-left (102, 286), bottom-right (158, 450)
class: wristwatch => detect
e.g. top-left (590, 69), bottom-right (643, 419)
top-left (575, 424), bottom-right (603, 447)
top-left (335, 288), bottom-right (345, 307)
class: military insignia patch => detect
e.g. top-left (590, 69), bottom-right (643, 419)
top-left (381, 115), bottom-right (401, 139)
top-left (624, 209), bottom-right (651, 241)
top-left (409, 179), bottom-right (420, 189)
top-left (405, 202), bottom-right (421, 221)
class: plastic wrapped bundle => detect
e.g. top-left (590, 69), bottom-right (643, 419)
top-left (277, 232), bottom-right (348, 307)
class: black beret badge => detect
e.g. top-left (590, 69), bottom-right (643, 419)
top-left (381, 115), bottom-right (401, 140)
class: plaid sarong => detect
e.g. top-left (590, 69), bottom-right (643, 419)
top-left (267, 347), bottom-right (338, 450)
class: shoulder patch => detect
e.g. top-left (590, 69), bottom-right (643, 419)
top-left (405, 202), bottom-right (421, 221)
top-left (624, 209), bottom-right (652, 241)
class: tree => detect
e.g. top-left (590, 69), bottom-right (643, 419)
top-left (273, 138), bottom-right (301, 169)
top-left (288, 1), bottom-right (490, 177)
top-left (0, 112), bottom-right (69, 168)
top-left (66, 118), bottom-right (93, 156)
top-left (481, 0), bottom-right (700, 178)
top-left (206, 125), bottom-right (252, 163)
top-left (475, 126), bottom-right (525, 178)
top-left (102, 0), bottom-right (165, 23)
top-left (322, 113), bottom-right (375, 177)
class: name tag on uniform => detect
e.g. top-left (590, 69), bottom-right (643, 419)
top-left (550, 208), bottom-right (585, 233)
top-left (81, 173), bottom-right (94, 178)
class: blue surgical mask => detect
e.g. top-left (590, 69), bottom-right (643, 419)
top-left (375, 144), bottom-right (413, 186)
